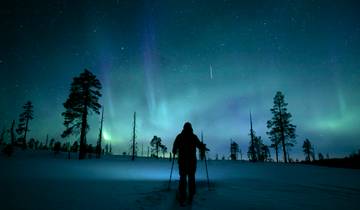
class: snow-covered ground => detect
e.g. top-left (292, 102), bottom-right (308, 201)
top-left (1, 151), bottom-right (360, 210)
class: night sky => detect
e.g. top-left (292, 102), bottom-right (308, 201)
top-left (1, 0), bottom-right (359, 159)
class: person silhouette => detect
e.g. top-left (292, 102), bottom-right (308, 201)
top-left (172, 122), bottom-right (209, 205)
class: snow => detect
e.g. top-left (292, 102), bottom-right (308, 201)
top-left (1, 151), bottom-right (360, 210)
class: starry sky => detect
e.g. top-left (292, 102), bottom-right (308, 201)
top-left (1, 0), bottom-right (360, 159)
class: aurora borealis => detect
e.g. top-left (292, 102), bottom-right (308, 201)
top-left (1, 0), bottom-right (359, 159)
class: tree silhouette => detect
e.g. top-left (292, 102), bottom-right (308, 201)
top-left (248, 112), bottom-right (269, 162)
top-left (105, 143), bottom-right (109, 154)
top-left (269, 134), bottom-right (280, 163)
top-left (44, 135), bottom-right (49, 150)
top-left (267, 91), bottom-right (296, 163)
top-left (28, 138), bottom-right (35, 149)
top-left (87, 144), bottom-right (94, 158)
top-left (259, 143), bottom-right (270, 161)
top-left (248, 134), bottom-right (269, 162)
top-left (150, 136), bottom-right (163, 158)
top-left (16, 101), bottom-right (34, 149)
top-left (0, 128), bottom-right (6, 145)
top-left (160, 144), bottom-right (167, 158)
top-left (71, 141), bottom-right (79, 152)
top-left (248, 112), bottom-right (257, 162)
top-left (34, 140), bottom-right (39, 149)
top-left (61, 69), bottom-right (102, 160)
top-left (2, 144), bottom-right (13, 157)
top-left (131, 111), bottom-right (137, 160)
top-left (53, 141), bottom-right (61, 155)
top-left (49, 138), bottom-right (55, 150)
top-left (302, 138), bottom-right (314, 162)
top-left (96, 107), bottom-right (104, 159)
top-left (230, 140), bottom-right (239, 160)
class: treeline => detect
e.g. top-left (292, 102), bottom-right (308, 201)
top-left (124, 135), bottom-right (169, 159)
top-left (300, 138), bottom-right (360, 169)
top-left (305, 150), bottom-right (360, 169)
top-left (229, 91), bottom-right (296, 163)
top-left (313, 151), bottom-right (360, 169)
top-left (0, 69), bottom-right (171, 161)
top-left (1, 69), bottom-right (356, 164)
top-left (1, 101), bottom-right (36, 156)
top-left (230, 91), bottom-right (351, 166)
top-left (1, 69), bottom-right (104, 159)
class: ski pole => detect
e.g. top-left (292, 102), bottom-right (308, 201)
top-left (204, 152), bottom-right (210, 190)
top-left (168, 153), bottom-right (175, 190)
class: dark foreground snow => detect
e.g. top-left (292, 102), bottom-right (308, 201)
top-left (1, 151), bottom-right (360, 210)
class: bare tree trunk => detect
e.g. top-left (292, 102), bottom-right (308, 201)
top-left (132, 112), bottom-right (136, 161)
top-left (281, 133), bottom-right (287, 163)
top-left (79, 106), bottom-right (88, 160)
top-left (278, 103), bottom-right (287, 163)
top-left (249, 112), bottom-right (256, 162)
top-left (23, 117), bottom-right (29, 149)
top-left (275, 145), bottom-right (279, 163)
top-left (97, 107), bottom-right (104, 159)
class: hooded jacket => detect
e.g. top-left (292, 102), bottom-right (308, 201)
top-left (172, 123), bottom-right (206, 169)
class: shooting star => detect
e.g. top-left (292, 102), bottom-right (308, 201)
top-left (209, 64), bottom-right (213, 80)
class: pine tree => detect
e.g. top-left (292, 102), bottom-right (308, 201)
top-left (269, 133), bottom-right (280, 163)
top-left (248, 134), bottom-right (269, 162)
top-left (248, 112), bottom-right (258, 162)
top-left (53, 141), bottom-right (61, 155)
top-left (267, 91), bottom-right (296, 163)
top-left (248, 112), bottom-right (270, 162)
top-left (230, 140), bottom-right (239, 160)
top-left (160, 144), bottom-right (167, 158)
top-left (61, 69), bottom-right (102, 160)
top-left (34, 140), bottom-right (39, 149)
top-left (150, 136), bottom-right (163, 158)
top-left (302, 138), bottom-right (314, 162)
top-left (258, 140), bottom-right (270, 162)
top-left (49, 138), bottom-right (55, 150)
top-left (71, 141), bottom-right (79, 152)
top-left (16, 101), bottom-right (34, 148)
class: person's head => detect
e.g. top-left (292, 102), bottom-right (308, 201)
top-left (182, 122), bottom-right (193, 134)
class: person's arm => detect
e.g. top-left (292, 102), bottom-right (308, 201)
top-left (195, 135), bottom-right (210, 151)
top-left (172, 135), bottom-right (180, 155)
